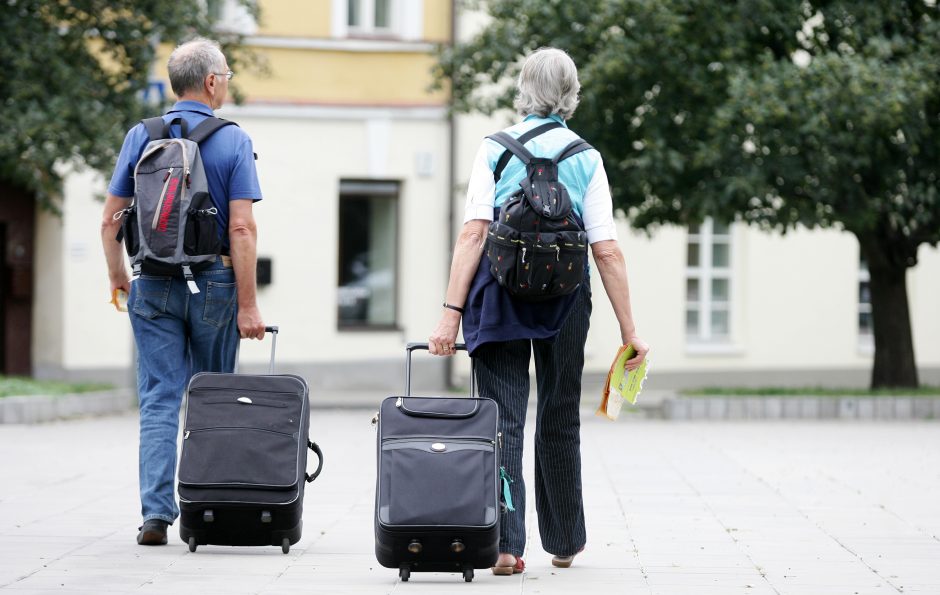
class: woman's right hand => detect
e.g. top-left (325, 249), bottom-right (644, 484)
top-left (428, 310), bottom-right (461, 356)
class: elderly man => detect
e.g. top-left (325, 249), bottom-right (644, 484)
top-left (428, 47), bottom-right (649, 574)
top-left (100, 37), bottom-right (265, 546)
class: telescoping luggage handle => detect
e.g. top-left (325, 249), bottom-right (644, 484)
top-left (404, 342), bottom-right (476, 398)
top-left (234, 326), bottom-right (279, 374)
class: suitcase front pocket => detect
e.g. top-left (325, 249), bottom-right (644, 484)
top-left (179, 427), bottom-right (299, 489)
top-left (380, 439), bottom-right (497, 528)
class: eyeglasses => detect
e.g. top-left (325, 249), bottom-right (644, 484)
top-left (214, 70), bottom-right (234, 81)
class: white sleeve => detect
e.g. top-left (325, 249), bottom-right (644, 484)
top-left (463, 142), bottom-right (497, 222)
top-left (582, 159), bottom-right (618, 243)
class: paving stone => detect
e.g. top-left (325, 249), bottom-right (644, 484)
top-left (2, 413), bottom-right (939, 595)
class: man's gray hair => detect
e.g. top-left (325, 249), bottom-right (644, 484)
top-left (167, 37), bottom-right (227, 97)
top-left (513, 48), bottom-right (581, 120)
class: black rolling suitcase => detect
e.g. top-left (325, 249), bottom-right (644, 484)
top-left (374, 343), bottom-right (501, 582)
top-left (178, 326), bottom-right (323, 553)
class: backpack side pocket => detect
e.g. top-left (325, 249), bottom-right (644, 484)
top-left (183, 192), bottom-right (222, 257)
top-left (485, 222), bottom-right (519, 290)
top-left (120, 206), bottom-right (140, 258)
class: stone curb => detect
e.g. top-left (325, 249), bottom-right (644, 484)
top-left (0, 389), bottom-right (137, 424)
top-left (661, 396), bottom-right (940, 420)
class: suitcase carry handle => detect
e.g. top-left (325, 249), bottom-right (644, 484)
top-left (404, 342), bottom-right (476, 398)
top-left (234, 326), bottom-right (279, 374)
top-left (305, 440), bottom-right (323, 483)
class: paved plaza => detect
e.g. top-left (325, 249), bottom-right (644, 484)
top-left (1, 408), bottom-right (939, 594)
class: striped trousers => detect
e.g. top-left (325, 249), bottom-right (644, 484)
top-left (472, 284), bottom-right (592, 558)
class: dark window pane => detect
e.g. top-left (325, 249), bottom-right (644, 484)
top-left (687, 242), bottom-right (700, 267)
top-left (711, 309), bottom-right (730, 336)
top-left (375, 0), bottom-right (390, 28)
top-left (686, 278), bottom-right (700, 302)
top-left (686, 309), bottom-right (699, 335)
top-left (338, 185), bottom-right (398, 327)
top-left (348, 0), bottom-right (360, 26)
top-left (859, 312), bottom-right (873, 334)
top-left (859, 281), bottom-right (871, 304)
top-left (712, 243), bottom-right (730, 268)
top-left (712, 278), bottom-right (729, 301)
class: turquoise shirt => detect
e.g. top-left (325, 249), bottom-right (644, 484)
top-left (484, 114), bottom-right (601, 219)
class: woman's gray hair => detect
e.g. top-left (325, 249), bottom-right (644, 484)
top-left (513, 48), bottom-right (581, 120)
top-left (167, 37), bottom-right (227, 97)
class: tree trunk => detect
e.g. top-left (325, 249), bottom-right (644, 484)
top-left (857, 235), bottom-right (919, 389)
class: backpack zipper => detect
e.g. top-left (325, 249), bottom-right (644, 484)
top-left (151, 167), bottom-right (174, 230)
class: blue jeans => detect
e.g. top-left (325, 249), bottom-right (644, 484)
top-left (473, 283), bottom-right (592, 558)
top-left (129, 259), bottom-right (239, 524)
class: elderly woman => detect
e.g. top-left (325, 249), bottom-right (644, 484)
top-left (428, 47), bottom-right (649, 574)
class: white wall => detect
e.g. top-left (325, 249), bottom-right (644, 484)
top-left (37, 106), bottom-right (940, 387)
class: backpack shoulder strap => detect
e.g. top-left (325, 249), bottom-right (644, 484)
top-left (491, 121), bottom-right (562, 182)
top-left (142, 117), bottom-right (167, 142)
top-left (553, 138), bottom-right (594, 164)
top-left (187, 116), bottom-right (238, 144)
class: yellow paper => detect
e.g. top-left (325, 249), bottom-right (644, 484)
top-left (597, 345), bottom-right (649, 420)
top-left (110, 288), bottom-right (128, 312)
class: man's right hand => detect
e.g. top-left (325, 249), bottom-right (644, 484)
top-left (238, 304), bottom-right (265, 339)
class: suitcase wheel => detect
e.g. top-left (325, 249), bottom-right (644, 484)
top-left (188, 536), bottom-right (197, 553)
top-left (463, 565), bottom-right (474, 582)
top-left (281, 537), bottom-right (290, 554)
top-left (399, 566), bottom-right (410, 582)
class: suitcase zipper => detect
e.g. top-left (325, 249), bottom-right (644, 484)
top-left (381, 436), bottom-right (496, 447)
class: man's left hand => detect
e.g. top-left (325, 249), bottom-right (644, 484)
top-left (238, 304), bottom-right (265, 339)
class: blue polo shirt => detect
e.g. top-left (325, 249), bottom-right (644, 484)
top-left (107, 100), bottom-right (262, 250)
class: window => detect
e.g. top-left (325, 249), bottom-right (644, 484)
top-left (205, 0), bottom-right (257, 35)
top-left (348, 0), bottom-right (395, 34)
top-left (859, 256), bottom-right (873, 348)
top-left (686, 219), bottom-right (732, 343)
top-left (337, 181), bottom-right (399, 329)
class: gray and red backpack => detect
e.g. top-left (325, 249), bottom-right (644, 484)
top-left (115, 116), bottom-right (235, 293)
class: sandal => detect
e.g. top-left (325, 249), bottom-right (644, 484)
top-left (491, 553), bottom-right (525, 575)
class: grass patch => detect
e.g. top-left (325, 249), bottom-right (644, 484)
top-left (681, 386), bottom-right (940, 397)
top-left (0, 376), bottom-right (113, 398)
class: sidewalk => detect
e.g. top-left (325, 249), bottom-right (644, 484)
top-left (2, 411), bottom-right (939, 594)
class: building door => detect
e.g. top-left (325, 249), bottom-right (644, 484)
top-left (0, 184), bottom-right (34, 376)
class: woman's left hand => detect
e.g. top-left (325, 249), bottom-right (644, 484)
top-left (428, 311), bottom-right (461, 356)
top-left (622, 335), bottom-right (650, 370)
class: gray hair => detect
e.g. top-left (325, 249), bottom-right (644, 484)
top-left (167, 37), bottom-right (226, 97)
top-left (513, 48), bottom-right (581, 120)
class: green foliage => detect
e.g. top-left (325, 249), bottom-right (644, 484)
top-left (0, 0), bottom-right (260, 211)
top-left (683, 385), bottom-right (940, 397)
top-left (0, 376), bottom-right (112, 398)
top-left (440, 0), bottom-right (939, 254)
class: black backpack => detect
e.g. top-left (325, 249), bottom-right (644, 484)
top-left (483, 122), bottom-right (593, 301)
top-left (115, 116), bottom-right (235, 292)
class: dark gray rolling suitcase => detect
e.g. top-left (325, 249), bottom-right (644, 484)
top-left (178, 326), bottom-right (323, 553)
top-left (374, 343), bottom-right (501, 582)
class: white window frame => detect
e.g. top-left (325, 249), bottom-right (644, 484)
top-left (206, 0), bottom-right (257, 36)
top-left (332, 0), bottom-right (423, 41)
top-left (686, 218), bottom-right (733, 345)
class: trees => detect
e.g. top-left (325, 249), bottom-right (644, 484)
top-left (0, 0), bottom-right (258, 211)
top-left (438, 0), bottom-right (938, 388)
